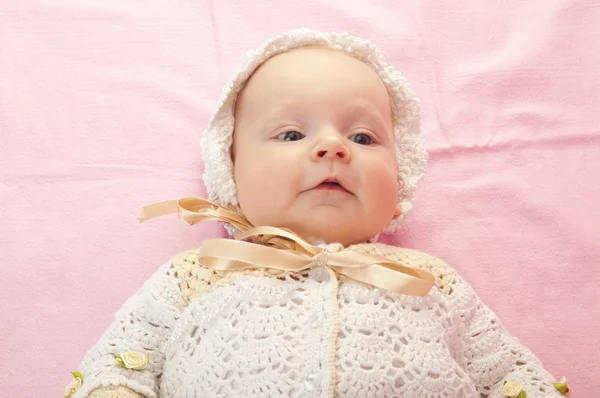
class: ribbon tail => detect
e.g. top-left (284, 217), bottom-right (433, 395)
top-left (138, 197), bottom-right (253, 232)
top-left (334, 262), bottom-right (435, 296)
top-left (176, 197), bottom-right (248, 229)
top-left (327, 251), bottom-right (436, 296)
top-left (198, 238), bottom-right (312, 272)
top-left (138, 200), bottom-right (179, 223)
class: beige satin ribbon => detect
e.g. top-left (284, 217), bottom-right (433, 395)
top-left (138, 197), bottom-right (435, 296)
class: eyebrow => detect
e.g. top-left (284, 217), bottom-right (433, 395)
top-left (342, 102), bottom-right (393, 139)
top-left (345, 102), bottom-right (389, 124)
top-left (252, 98), bottom-right (393, 138)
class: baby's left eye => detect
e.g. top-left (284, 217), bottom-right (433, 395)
top-left (349, 133), bottom-right (373, 145)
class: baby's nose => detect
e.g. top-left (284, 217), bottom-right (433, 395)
top-left (311, 136), bottom-right (351, 163)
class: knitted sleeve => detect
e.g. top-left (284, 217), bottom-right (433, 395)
top-left (71, 255), bottom-right (185, 398)
top-left (450, 274), bottom-right (564, 397)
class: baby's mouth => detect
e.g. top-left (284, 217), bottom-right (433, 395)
top-left (313, 179), bottom-right (352, 194)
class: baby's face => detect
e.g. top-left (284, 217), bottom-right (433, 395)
top-left (232, 47), bottom-right (400, 246)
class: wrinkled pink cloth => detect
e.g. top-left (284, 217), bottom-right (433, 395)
top-left (1, 0), bottom-right (597, 395)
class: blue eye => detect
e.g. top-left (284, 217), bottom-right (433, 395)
top-left (350, 133), bottom-right (373, 145)
top-left (277, 131), bottom-right (305, 141)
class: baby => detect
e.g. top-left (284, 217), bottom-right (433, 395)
top-left (67, 29), bottom-right (570, 398)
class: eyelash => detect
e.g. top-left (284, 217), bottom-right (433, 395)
top-left (277, 131), bottom-right (305, 141)
top-left (349, 133), bottom-right (373, 146)
top-left (276, 131), bottom-right (375, 145)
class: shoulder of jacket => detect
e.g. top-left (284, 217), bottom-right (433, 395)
top-left (171, 246), bottom-right (203, 266)
top-left (347, 242), bottom-right (457, 295)
top-left (169, 247), bottom-right (222, 306)
top-left (169, 246), bottom-right (283, 305)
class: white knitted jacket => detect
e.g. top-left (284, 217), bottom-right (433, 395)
top-left (73, 243), bottom-right (562, 398)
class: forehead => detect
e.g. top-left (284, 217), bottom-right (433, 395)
top-left (235, 47), bottom-right (392, 117)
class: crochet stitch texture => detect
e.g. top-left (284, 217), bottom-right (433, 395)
top-left (75, 243), bottom-right (562, 398)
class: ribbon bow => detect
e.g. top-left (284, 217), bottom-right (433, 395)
top-left (138, 197), bottom-right (435, 296)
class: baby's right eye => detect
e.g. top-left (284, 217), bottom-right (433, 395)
top-left (277, 131), bottom-right (305, 141)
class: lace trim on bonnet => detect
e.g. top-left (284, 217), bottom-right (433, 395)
top-left (175, 243), bottom-right (456, 306)
top-left (200, 28), bottom-right (428, 239)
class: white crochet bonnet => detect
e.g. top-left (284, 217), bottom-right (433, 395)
top-left (200, 28), bottom-right (428, 238)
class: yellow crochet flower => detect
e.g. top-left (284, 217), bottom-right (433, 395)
top-left (503, 381), bottom-right (526, 398)
top-left (114, 351), bottom-right (149, 370)
top-left (64, 371), bottom-right (83, 398)
top-left (553, 376), bottom-right (571, 396)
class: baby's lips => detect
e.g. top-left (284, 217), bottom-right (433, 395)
top-left (313, 175), bottom-right (352, 193)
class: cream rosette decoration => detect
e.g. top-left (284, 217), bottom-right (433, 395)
top-left (64, 371), bottom-right (83, 398)
top-left (113, 351), bottom-right (149, 370)
top-left (503, 381), bottom-right (526, 397)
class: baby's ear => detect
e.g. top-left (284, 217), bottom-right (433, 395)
top-left (392, 204), bottom-right (402, 220)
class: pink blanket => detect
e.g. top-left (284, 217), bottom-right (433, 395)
top-left (1, 0), bottom-right (597, 395)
